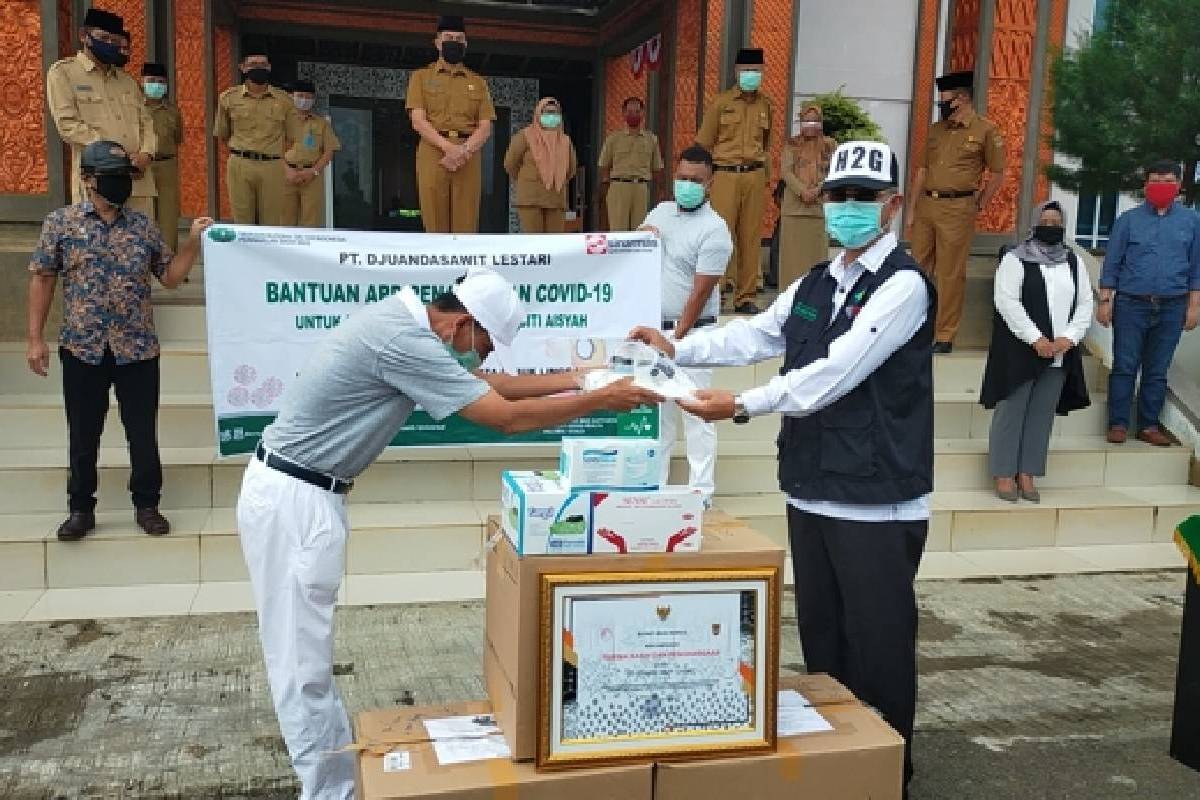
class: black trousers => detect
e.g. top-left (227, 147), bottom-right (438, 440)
top-left (1171, 568), bottom-right (1200, 772)
top-left (787, 505), bottom-right (927, 784)
top-left (60, 347), bottom-right (162, 512)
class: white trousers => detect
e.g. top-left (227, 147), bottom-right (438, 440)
top-left (237, 458), bottom-right (356, 800)
top-left (657, 364), bottom-right (717, 501)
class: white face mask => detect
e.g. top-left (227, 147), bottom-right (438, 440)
top-left (294, 96), bottom-right (314, 112)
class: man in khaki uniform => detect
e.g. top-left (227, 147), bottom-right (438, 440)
top-left (141, 62), bottom-right (183, 251)
top-left (281, 80), bottom-right (341, 228)
top-left (598, 97), bottom-right (665, 231)
top-left (46, 9), bottom-right (157, 216)
top-left (406, 15), bottom-right (496, 233)
top-left (906, 71), bottom-right (1006, 352)
top-left (696, 47), bottom-right (773, 314)
top-left (214, 51), bottom-right (293, 225)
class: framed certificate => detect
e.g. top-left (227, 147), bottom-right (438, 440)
top-left (538, 568), bottom-right (779, 768)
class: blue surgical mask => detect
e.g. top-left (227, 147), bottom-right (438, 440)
top-left (738, 70), bottom-right (762, 92)
top-left (444, 324), bottom-right (483, 372)
top-left (89, 36), bottom-right (128, 67)
top-left (674, 179), bottom-right (705, 210)
top-left (539, 112), bottom-right (562, 129)
top-left (143, 81), bottom-right (167, 100)
top-left (824, 200), bottom-right (885, 248)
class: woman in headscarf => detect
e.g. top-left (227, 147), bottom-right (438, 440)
top-left (980, 200), bottom-right (1092, 502)
top-left (777, 103), bottom-right (837, 286)
top-left (504, 97), bottom-right (578, 233)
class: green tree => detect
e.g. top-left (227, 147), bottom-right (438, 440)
top-left (807, 90), bottom-right (884, 144)
top-left (1048, 0), bottom-right (1200, 201)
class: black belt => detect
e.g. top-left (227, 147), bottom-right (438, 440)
top-left (152, 154), bottom-right (175, 161)
top-left (611, 177), bottom-right (649, 183)
top-left (286, 161), bottom-right (315, 169)
top-left (1117, 291), bottom-right (1187, 305)
top-left (437, 129), bottom-right (475, 139)
top-left (255, 442), bottom-right (353, 494)
top-left (714, 163), bottom-right (764, 173)
top-left (231, 149), bottom-right (280, 161)
top-left (662, 317), bottom-right (716, 331)
top-left (925, 189), bottom-right (975, 199)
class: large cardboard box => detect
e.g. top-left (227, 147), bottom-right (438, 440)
top-left (483, 514), bottom-right (785, 761)
top-left (355, 700), bottom-right (653, 800)
top-left (654, 674), bottom-right (905, 800)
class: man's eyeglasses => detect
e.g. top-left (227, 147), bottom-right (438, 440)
top-left (825, 186), bottom-right (884, 203)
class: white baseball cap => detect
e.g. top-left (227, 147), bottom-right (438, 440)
top-left (823, 140), bottom-right (900, 191)
top-left (451, 267), bottom-right (525, 347)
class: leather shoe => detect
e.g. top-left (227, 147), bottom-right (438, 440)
top-left (135, 507), bottom-right (171, 536)
top-left (1137, 427), bottom-right (1172, 447)
top-left (733, 302), bottom-right (761, 315)
top-left (56, 511), bottom-right (96, 542)
top-left (1106, 426), bottom-right (1127, 444)
top-left (932, 341), bottom-right (953, 354)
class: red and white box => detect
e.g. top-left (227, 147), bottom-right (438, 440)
top-left (590, 487), bottom-right (705, 554)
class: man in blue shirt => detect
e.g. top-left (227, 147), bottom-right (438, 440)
top-left (1098, 160), bottom-right (1200, 445)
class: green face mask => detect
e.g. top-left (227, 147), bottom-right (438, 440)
top-left (737, 70), bottom-right (762, 92)
top-left (539, 112), bottom-right (562, 129)
top-left (445, 323), bottom-right (483, 372)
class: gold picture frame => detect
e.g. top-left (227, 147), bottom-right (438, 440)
top-left (537, 568), bottom-right (779, 769)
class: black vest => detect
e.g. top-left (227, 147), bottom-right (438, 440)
top-left (777, 246), bottom-right (936, 504)
top-left (979, 252), bottom-right (1090, 414)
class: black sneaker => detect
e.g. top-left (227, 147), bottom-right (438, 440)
top-left (57, 511), bottom-right (96, 541)
top-left (733, 302), bottom-right (761, 315)
top-left (932, 341), bottom-right (953, 354)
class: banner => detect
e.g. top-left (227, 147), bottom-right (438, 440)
top-left (202, 227), bottom-right (662, 457)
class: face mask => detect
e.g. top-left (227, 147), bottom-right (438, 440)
top-left (539, 112), bottom-right (562, 130)
top-left (1145, 181), bottom-right (1179, 210)
top-left (88, 36), bottom-right (128, 67)
top-left (294, 96), bottom-right (314, 112)
top-left (624, 112), bottom-right (643, 128)
top-left (797, 121), bottom-right (821, 136)
top-left (824, 200), bottom-right (885, 248)
top-left (445, 321), bottom-right (483, 371)
top-left (674, 179), bottom-right (705, 210)
top-left (244, 67), bottom-right (271, 85)
top-left (938, 100), bottom-right (957, 121)
top-left (1032, 225), bottom-right (1065, 246)
top-left (143, 82), bottom-right (167, 100)
top-left (94, 174), bottom-right (133, 207)
top-left (441, 41), bottom-right (466, 65)
top-left (737, 70), bottom-right (762, 92)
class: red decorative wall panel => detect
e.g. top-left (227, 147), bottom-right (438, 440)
top-left (907, 0), bottom-right (941, 197)
top-left (215, 24), bottom-right (234, 221)
top-left (176, 0), bottom-right (208, 217)
top-left (670, 0), bottom-right (702, 171)
top-left (949, 0), bottom-right (981, 72)
top-left (750, 0), bottom-right (794, 235)
top-left (702, 0), bottom-right (725, 107)
top-left (0, 0), bottom-right (50, 195)
top-left (603, 54), bottom-right (649, 138)
top-left (98, 0), bottom-right (148, 78)
top-left (1036, 0), bottom-right (1069, 204)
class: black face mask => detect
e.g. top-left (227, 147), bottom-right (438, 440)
top-left (89, 36), bottom-right (129, 67)
top-left (94, 174), bottom-right (133, 206)
top-left (937, 100), bottom-right (957, 121)
top-left (1033, 225), bottom-right (1065, 246)
top-left (244, 67), bottom-right (271, 85)
top-left (441, 41), bottom-right (466, 65)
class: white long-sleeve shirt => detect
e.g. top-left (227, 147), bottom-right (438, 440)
top-left (674, 233), bottom-right (933, 522)
top-left (993, 251), bottom-right (1093, 368)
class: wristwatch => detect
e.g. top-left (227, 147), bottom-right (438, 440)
top-left (732, 397), bottom-right (750, 425)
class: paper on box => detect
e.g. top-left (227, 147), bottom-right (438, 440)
top-left (500, 470), bottom-right (590, 555)
top-left (590, 487), bottom-right (705, 553)
top-left (558, 438), bottom-right (664, 491)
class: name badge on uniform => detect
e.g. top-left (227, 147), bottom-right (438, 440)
top-left (467, 83), bottom-right (476, 90)
top-left (793, 302), bottom-right (819, 322)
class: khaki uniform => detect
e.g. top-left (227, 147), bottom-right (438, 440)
top-left (696, 88), bottom-right (773, 308)
top-left (282, 114), bottom-right (341, 228)
top-left (598, 128), bottom-right (663, 231)
top-left (147, 102), bottom-right (183, 250)
top-left (214, 84), bottom-right (293, 225)
top-left (46, 51), bottom-right (158, 216)
top-left (910, 109), bottom-right (1005, 342)
top-left (406, 61), bottom-right (496, 233)
top-left (503, 129), bottom-right (578, 233)
top-left (778, 135), bottom-right (837, 288)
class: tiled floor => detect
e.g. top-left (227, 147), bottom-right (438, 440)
top-left (0, 544), bottom-right (1186, 623)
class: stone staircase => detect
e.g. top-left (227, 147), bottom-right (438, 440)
top-left (0, 230), bottom-right (1195, 620)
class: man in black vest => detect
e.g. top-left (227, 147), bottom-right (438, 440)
top-left (631, 140), bottom-right (935, 791)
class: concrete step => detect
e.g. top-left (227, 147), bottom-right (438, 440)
top-left (0, 342), bottom-right (213, 395)
top-left (3, 483), bottom-right (1196, 592)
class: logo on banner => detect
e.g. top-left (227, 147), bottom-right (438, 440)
top-left (208, 227), bottom-right (237, 243)
top-left (585, 234), bottom-right (608, 254)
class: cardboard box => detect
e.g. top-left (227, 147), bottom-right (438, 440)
top-left (355, 700), bottom-right (653, 800)
top-left (590, 487), bottom-right (704, 553)
top-left (501, 470), bottom-right (591, 555)
top-left (558, 437), bottom-right (665, 490)
top-left (484, 514), bottom-right (785, 761)
top-left (654, 674), bottom-right (905, 800)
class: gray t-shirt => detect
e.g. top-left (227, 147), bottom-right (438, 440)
top-left (642, 201), bottom-right (733, 321)
top-left (261, 289), bottom-right (490, 479)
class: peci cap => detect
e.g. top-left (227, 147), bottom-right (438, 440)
top-left (823, 140), bottom-right (899, 191)
top-left (141, 62), bottom-right (168, 78)
top-left (292, 79), bottom-right (316, 94)
top-left (452, 267), bottom-right (525, 347)
top-left (437, 15), bottom-right (466, 33)
top-left (83, 8), bottom-right (124, 35)
top-left (735, 48), bottom-right (764, 66)
top-left (80, 140), bottom-right (134, 176)
top-left (935, 71), bottom-right (974, 92)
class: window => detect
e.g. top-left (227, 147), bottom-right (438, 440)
top-left (1075, 190), bottom-right (1118, 250)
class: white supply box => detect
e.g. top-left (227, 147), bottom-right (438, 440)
top-left (558, 437), bottom-right (665, 491)
top-left (590, 487), bottom-right (705, 553)
top-left (500, 471), bottom-right (591, 556)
